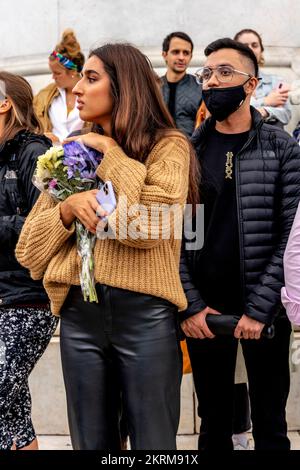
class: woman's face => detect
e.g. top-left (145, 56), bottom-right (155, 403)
top-left (0, 95), bottom-right (12, 134)
top-left (49, 60), bottom-right (75, 89)
top-left (236, 32), bottom-right (263, 64)
top-left (72, 56), bottom-right (113, 133)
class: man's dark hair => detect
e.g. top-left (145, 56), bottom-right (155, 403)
top-left (162, 32), bottom-right (194, 53)
top-left (204, 37), bottom-right (259, 77)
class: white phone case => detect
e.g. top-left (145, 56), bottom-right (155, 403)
top-left (96, 181), bottom-right (117, 216)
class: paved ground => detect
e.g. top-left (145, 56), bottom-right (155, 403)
top-left (37, 432), bottom-right (300, 450)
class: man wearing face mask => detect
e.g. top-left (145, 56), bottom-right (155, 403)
top-left (180, 38), bottom-right (300, 450)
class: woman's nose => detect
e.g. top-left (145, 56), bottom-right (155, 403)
top-left (72, 80), bottom-right (81, 95)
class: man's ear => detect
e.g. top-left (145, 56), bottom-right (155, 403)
top-left (0, 99), bottom-right (11, 115)
top-left (162, 51), bottom-right (167, 62)
top-left (246, 77), bottom-right (259, 94)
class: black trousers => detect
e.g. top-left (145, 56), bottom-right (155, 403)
top-left (233, 382), bottom-right (251, 434)
top-left (60, 285), bottom-right (182, 450)
top-left (187, 317), bottom-right (291, 450)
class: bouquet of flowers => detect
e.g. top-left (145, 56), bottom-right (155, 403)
top-left (33, 141), bottom-right (103, 302)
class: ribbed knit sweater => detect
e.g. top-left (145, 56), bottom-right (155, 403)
top-left (16, 136), bottom-right (190, 316)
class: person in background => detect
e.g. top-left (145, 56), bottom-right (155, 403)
top-left (34, 29), bottom-right (84, 143)
top-left (288, 82), bottom-right (300, 143)
top-left (161, 31), bottom-right (202, 137)
top-left (0, 72), bottom-right (58, 450)
top-left (282, 202), bottom-right (300, 326)
top-left (292, 123), bottom-right (300, 144)
top-left (195, 101), bottom-right (252, 450)
top-left (234, 28), bottom-right (291, 128)
top-left (180, 37), bottom-right (300, 450)
top-left (16, 43), bottom-right (199, 450)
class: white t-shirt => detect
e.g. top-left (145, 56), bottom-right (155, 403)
top-left (49, 88), bottom-right (83, 142)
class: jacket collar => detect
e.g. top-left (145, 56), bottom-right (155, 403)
top-left (191, 106), bottom-right (264, 150)
top-left (161, 73), bottom-right (190, 86)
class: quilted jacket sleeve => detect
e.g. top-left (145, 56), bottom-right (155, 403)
top-left (246, 135), bottom-right (300, 325)
top-left (179, 235), bottom-right (207, 321)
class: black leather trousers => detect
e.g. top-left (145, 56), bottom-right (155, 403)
top-left (60, 285), bottom-right (182, 450)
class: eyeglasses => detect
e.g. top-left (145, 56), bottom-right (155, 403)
top-left (195, 66), bottom-right (252, 85)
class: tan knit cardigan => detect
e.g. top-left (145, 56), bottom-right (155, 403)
top-left (16, 136), bottom-right (190, 316)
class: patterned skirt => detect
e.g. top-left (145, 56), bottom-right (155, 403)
top-left (0, 306), bottom-right (58, 450)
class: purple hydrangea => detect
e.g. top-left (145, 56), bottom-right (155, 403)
top-left (63, 141), bottom-right (103, 180)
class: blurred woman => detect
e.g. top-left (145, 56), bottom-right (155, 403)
top-left (282, 202), bottom-right (300, 325)
top-left (0, 72), bottom-right (58, 450)
top-left (234, 28), bottom-right (291, 128)
top-left (34, 29), bottom-right (85, 143)
top-left (16, 43), bottom-right (199, 450)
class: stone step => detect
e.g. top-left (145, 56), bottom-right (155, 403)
top-left (36, 431), bottom-right (300, 450)
top-left (29, 333), bottom-right (300, 435)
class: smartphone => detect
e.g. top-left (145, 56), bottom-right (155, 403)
top-left (96, 181), bottom-right (117, 220)
top-left (277, 82), bottom-right (291, 93)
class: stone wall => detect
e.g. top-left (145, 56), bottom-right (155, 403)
top-left (1, 0), bottom-right (299, 132)
top-left (0, 0), bottom-right (299, 61)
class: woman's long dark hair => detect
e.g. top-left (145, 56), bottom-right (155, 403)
top-left (0, 71), bottom-right (42, 144)
top-left (90, 43), bottom-right (199, 208)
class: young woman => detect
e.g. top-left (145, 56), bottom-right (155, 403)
top-left (34, 29), bottom-right (85, 143)
top-left (0, 72), bottom-right (58, 450)
top-left (234, 28), bottom-right (291, 128)
top-left (16, 43), bottom-right (199, 450)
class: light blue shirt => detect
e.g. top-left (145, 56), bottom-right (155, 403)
top-left (251, 71), bottom-right (292, 125)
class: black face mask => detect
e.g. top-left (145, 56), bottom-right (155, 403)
top-left (202, 81), bottom-right (248, 122)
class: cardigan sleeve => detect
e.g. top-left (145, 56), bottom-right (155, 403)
top-left (15, 193), bottom-right (75, 279)
top-left (96, 136), bottom-right (190, 249)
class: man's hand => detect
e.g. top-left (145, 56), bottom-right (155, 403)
top-left (234, 314), bottom-right (264, 340)
top-left (181, 306), bottom-right (221, 339)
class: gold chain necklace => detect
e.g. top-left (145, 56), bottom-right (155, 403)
top-left (225, 151), bottom-right (234, 179)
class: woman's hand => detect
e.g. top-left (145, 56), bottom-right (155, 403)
top-left (63, 132), bottom-right (117, 154)
top-left (45, 132), bottom-right (60, 143)
top-left (60, 189), bottom-right (108, 233)
top-left (263, 88), bottom-right (289, 107)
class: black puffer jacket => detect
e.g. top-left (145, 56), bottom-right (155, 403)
top-left (0, 130), bottom-right (51, 306)
top-left (180, 108), bottom-right (300, 325)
